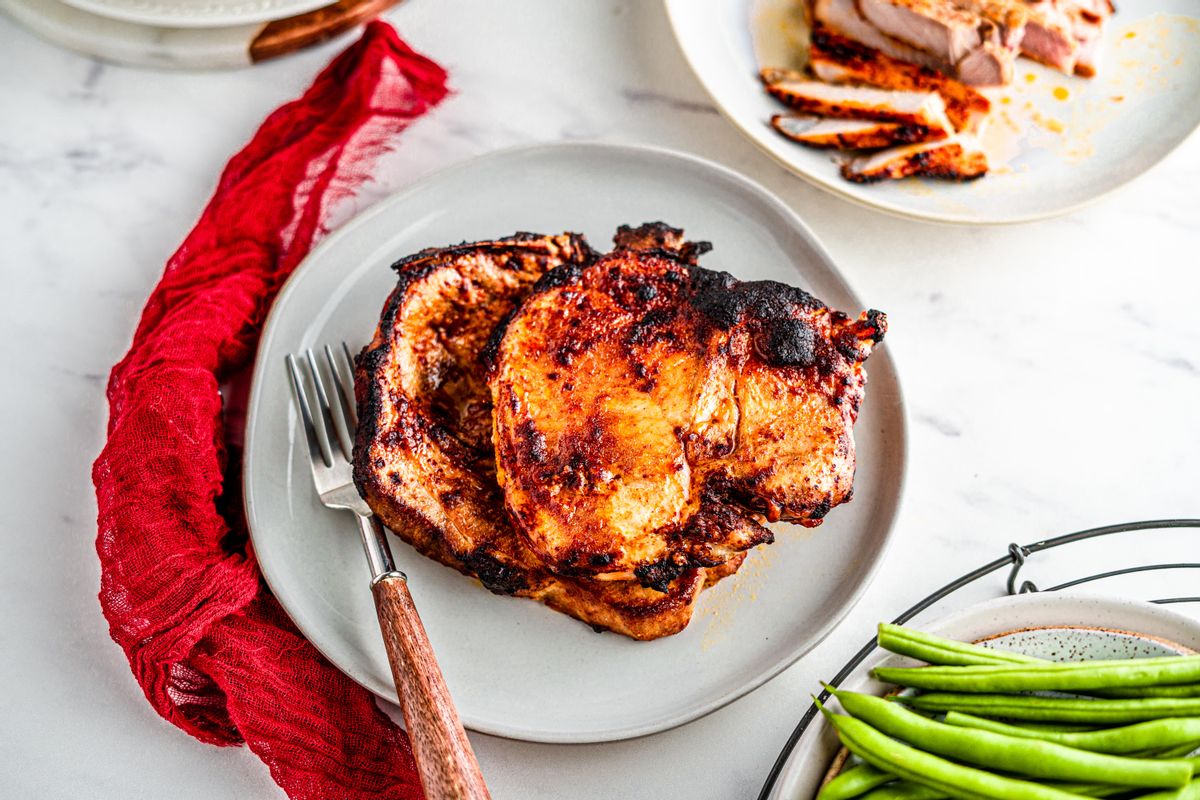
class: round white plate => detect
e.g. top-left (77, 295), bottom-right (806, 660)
top-left (766, 593), bottom-right (1200, 799)
top-left (244, 142), bottom-right (907, 743)
top-left (59, 0), bottom-right (327, 28)
top-left (1, 0), bottom-right (268, 69)
top-left (665, 0), bottom-right (1200, 224)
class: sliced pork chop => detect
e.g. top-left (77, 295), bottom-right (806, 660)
top-left (761, 76), bottom-right (954, 133)
top-left (771, 114), bottom-right (945, 149)
top-left (811, 0), bottom-right (1027, 85)
top-left (841, 136), bottom-right (989, 181)
top-left (808, 29), bottom-right (991, 132)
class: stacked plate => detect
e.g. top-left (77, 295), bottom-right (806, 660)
top-left (0, 0), bottom-right (398, 68)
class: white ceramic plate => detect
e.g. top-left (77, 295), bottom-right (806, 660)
top-left (665, 0), bottom-right (1200, 224)
top-left (243, 142), bottom-right (907, 743)
top-left (1, 0), bottom-right (270, 68)
top-left (60, 0), bottom-right (327, 28)
top-left (766, 593), bottom-right (1200, 799)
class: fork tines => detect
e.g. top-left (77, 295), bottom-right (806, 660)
top-left (285, 342), bottom-right (358, 468)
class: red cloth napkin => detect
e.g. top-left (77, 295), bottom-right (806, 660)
top-left (91, 22), bottom-right (448, 799)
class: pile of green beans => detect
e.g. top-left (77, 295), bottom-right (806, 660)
top-left (831, 687), bottom-right (1192, 787)
top-left (812, 623), bottom-right (1200, 800)
top-left (817, 700), bottom-right (1091, 800)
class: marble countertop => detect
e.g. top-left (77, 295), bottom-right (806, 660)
top-left (2, 2), bottom-right (1198, 798)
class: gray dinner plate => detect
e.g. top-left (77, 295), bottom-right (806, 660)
top-left (243, 142), bottom-right (908, 743)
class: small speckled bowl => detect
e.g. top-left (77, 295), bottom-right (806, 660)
top-left (769, 593), bottom-right (1200, 800)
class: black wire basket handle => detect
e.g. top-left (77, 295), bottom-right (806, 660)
top-left (756, 518), bottom-right (1200, 800)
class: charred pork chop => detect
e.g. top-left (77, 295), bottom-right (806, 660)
top-left (487, 224), bottom-right (885, 590)
top-left (354, 232), bottom-right (740, 640)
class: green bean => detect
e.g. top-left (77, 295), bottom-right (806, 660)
top-left (902, 693), bottom-right (1200, 724)
top-left (991, 787), bottom-right (1126, 799)
top-left (1157, 744), bottom-right (1200, 758)
top-left (943, 711), bottom-right (1200, 754)
top-left (1007, 721), bottom-right (1100, 733)
top-left (832, 688), bottom-right (1193, 788)
top-left (861, 781), bottom-right (1133, 800)
top-left (816, 700), bottom-right (1091, 800)
top-left (819, 763), bottom-right (896, 800)
top-left (1125, 745), bottom-right (1196, 759)
top-left (861, 783), bottom-right (949, 800)
top-left (877, 623), bottom-right (1037, 667)
top-left (1135, 777), bottom-right (1200, 799)
top-left (1098, 685), bottom-right (1200, 699)
top-left (874, 656), bottom-right (1200, 694)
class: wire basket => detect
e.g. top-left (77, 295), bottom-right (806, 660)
top-left (756, 518), bottom-right (1200, 800)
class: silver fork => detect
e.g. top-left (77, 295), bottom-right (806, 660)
top-left (286, 345), bottom-right (490, 800)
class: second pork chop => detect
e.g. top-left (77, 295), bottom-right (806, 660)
top-left (488, 224), bottom-right (886, 590)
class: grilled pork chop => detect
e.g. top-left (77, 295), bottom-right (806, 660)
top-left (487, 224), bottom-right (885, 589)
top-left (354, 232), bottom-right (739, 640)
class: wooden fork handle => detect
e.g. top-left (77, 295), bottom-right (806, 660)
top-left (372, 573), bottom-right (491, 800)
top-left (249, 0), bottom-right (405, 63)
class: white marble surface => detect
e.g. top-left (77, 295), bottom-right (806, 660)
top-left (1, 2), bottom-right (1198, 798)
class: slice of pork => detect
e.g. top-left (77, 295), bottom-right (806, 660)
top-left (811, 0), bottom-right (949, 74)
top-left (1067, 0), bottom-right (1114, 77)
top-left (771, 114), bottom-right (947, 149)
top-left (1071, 21), bottom-right (1103, 77)
top-left (762, 77), bottom-right (955, 133)
top-left (808, 29), bottom-right (991, 131)
top-left (1019, 0), bottom-right (1113, 77)
top-left (956, 41), bottom-right (1017, 85)
top-left (855, 0), bottom-right (984, 65)
top-left (1021, 0), bottom-right (1081, 73)
top-left (841, 135), bottom-right (989, 181)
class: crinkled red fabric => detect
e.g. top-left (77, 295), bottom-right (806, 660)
top-left (91, 22), bottom-right (448, 799)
